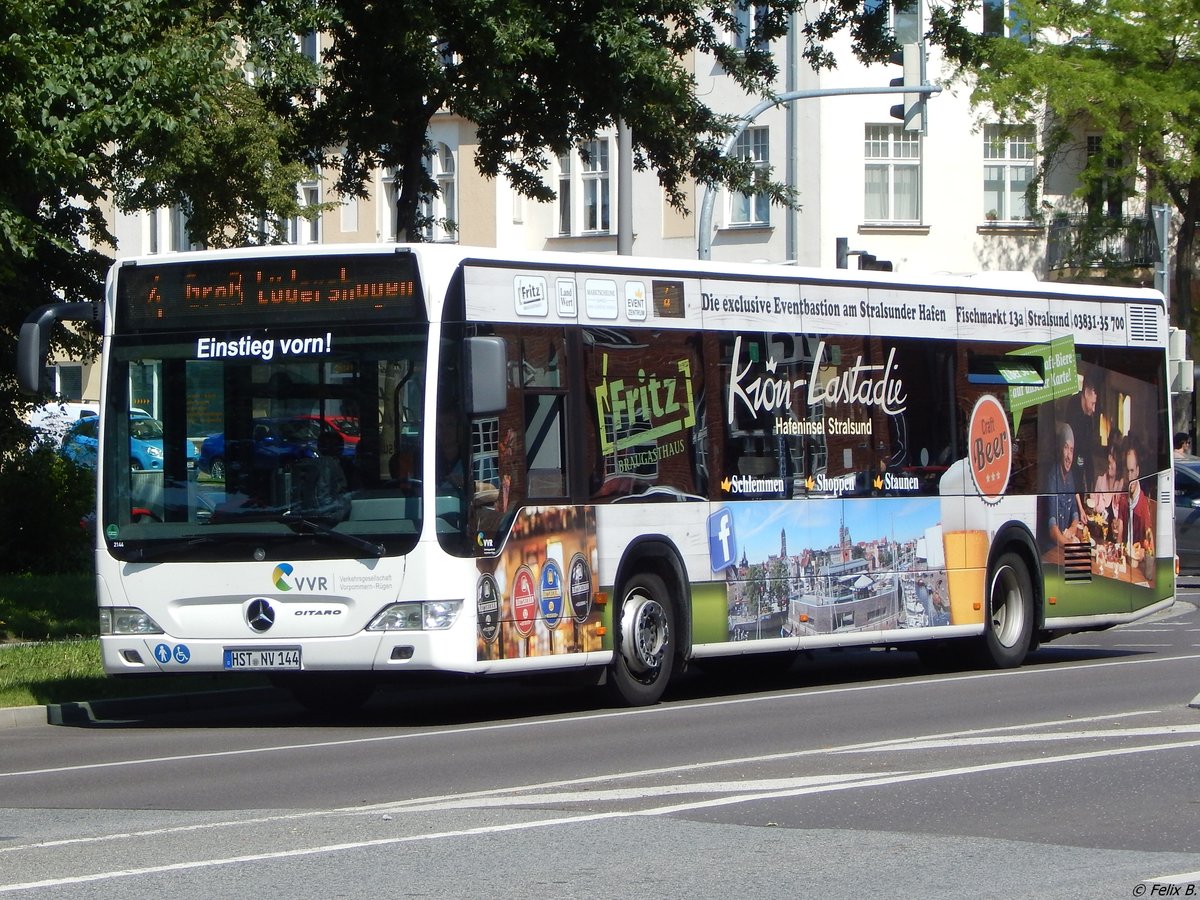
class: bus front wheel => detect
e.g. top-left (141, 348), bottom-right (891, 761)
top-left (608, 572), bottom-right (674, 706)
top-left (980, 552), bottom-right (1034, 668)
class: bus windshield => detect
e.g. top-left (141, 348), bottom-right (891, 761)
top-left (99, 323), bottom-right (428, 561)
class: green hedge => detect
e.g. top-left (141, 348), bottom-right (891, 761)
top-left (0, 447), bottom-right (94, 575)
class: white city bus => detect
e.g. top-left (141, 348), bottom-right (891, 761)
top-left (18, 244), bottom-right (1176, 708)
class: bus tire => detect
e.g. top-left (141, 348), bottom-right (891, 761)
top-left (608, 572), bottom-right (674, 706)
top-left (979, 551), bottom-right (1034, 668)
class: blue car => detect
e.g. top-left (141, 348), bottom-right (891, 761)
top-left (60, 412), bottom-right (199, 475)
top-left (198, 417), bottom-right (333, 483)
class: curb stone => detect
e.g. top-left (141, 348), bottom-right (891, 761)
top-left (2, 687), bottom-right (287, 728)
top-left (0, 705), bottom-right (49, 728)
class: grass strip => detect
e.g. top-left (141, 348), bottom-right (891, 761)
top-left (0, 639), bottom-right (268, 709)
top-left (0, 573), bottom-right (270, 709)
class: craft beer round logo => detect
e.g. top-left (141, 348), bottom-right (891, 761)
top-left (568, 553), bottom-right (593, 624)
top-left (476, 574), bottom-right (500, 643)
top-left (968, 394), bottom-right (1011, 502)
top-left (538, 559), bottom-right (564, 630)
top-left (512, 566), bottom-right (537, 637)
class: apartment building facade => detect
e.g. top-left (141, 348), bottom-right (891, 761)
top-left (49, 1), bottom-right (1152, 404)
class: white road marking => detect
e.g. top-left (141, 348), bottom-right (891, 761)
top-left (0, 708), bottom-right (1163, 854)
top-left (1144, 869), bottom-right (1200, 886)
top-left (2, 652), bottom-right (1198, 782)
top-left (3, 736), bottom-right (1200, 894)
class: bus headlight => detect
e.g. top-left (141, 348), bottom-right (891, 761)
top-left (100, 607), bottom-right (164, 635)
top-left (422, 601), bottom-right (462, 630)
top-left (367, 600), bottom-right (462, 632)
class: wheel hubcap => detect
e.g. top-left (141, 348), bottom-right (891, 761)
top-left (620, 594), bottom-right (668, 675)
top-left (990, 565), bottom-right (1024, 648)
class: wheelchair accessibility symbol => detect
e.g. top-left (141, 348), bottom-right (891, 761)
top-left (154, 643), bottom-right (191, 665)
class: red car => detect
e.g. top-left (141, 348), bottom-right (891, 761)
top-left (295, 415), bottom-right (360, 448)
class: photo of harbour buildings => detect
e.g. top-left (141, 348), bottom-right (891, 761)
top-left (722, 497), bottom-right (947, 641)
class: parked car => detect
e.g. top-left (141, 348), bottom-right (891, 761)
top-left (198, 416), bottom-right (349, 482)
top-left (1174, 457), bottom-right (1200, 574)
top-left (27, 401), bottom-right (98, 447)
top-left (293, 414), bottom-right (361, 450)
top-left (60, 412), bottom-right (199, 475)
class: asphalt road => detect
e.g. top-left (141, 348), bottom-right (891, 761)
top-left (1, 593), bottom-right (1198, 899)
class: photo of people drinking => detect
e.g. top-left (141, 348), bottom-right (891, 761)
top-left (1038, 361), bottom-right (1160, 587)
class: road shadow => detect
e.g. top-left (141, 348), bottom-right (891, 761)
top-left (50, 640), bottom-right (1155, 731)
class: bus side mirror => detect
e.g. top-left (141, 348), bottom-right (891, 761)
top-left (17, 315), bottom-right (53, 395)
top-left (467, 336), bottom-right (507, 415)
top-left (17, 302), bottom-right (102, 395)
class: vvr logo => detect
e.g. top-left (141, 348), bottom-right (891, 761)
top-left (272, 563), bottom-right (329, 593)
top-left (707, 508), bottom-right (737, 573)
top-left (273, 563), bottom-right (294, 591)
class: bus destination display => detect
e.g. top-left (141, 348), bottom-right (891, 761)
top-left (116, 253), bottom-right (422, 330)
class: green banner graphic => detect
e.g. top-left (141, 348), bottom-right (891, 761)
top-left (1006, 335), bottom-right (1078, 430)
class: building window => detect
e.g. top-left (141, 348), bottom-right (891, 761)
top-left (420, 142), bottom-right (457, 242)
top-left (982, 0), bottom-right (1030, 42)
top-left (1086, 134), bottom-right (1125, 220)
top-left (730, 126), bottom-right (770, 226)
top-left (169, 206), bottom-right (190, 251)
top-left (289, 175), bottom-right (320, 244)
top-left (582, 140), bottom-right (611, 233)
top-left (983, 123), bottom-right (1034, 222)
top-left (55, 364), bottom-right (83, 402)
top-left (148, 208), bottom-right (160, 254)
top-left (148, 205), bottom-right (201, 253)
top-left (864, 124), bottom-right (920, 223)
top-left (865, 0), bottom-right (920, 44)
top-left (382, 167), bottom-right (399, 240)
top-left (732, 1), bottom-right (769, 52)
top-left (557, 139), bottom-right (613, 236)
top-left (472, 417), bottom-right (500, 488)
top-left (557, 151), bottom-right (572, 235)
top-left (299, 30), bottom-right (319, 65)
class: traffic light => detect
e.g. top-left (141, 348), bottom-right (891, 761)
top-left (858, 254), bottom-right (893, 272)
top-left (889, 42), bottom-right (926, 134)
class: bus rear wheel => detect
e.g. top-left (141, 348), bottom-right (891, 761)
top-left (979, 552), bottom-right (1034, 668)
top-left (608, 572), bottom-right (674, 706)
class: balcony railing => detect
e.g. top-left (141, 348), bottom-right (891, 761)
top-left (1046, 215), bottom-right (1158, 271)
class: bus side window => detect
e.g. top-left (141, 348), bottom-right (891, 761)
top-left (583, 328), bottom-right (706, 502)
top-left (525, 393), bottom-right (567, 497)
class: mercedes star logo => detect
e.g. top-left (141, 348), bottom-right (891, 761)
top-left (246, 598), bottom-right (276, 633)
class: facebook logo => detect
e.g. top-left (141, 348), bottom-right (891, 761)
top-left (708, 508), bottom-right (737, 572)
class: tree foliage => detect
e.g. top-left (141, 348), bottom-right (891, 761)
top-left (0, 0), bottom-right (920, 442)
top-left (304, 0), bottom-right (905, 239)
top-left (0, 446), bottom-right (94, 574)
top-left (0, 0), bottom-right (318, 444)
top-left (941, 0), bottom-right (1200, 331)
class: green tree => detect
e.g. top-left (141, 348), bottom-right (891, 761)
top-left (304, 0), bottom-right (904, 240)
top-left (0, 0), bottom-right (318, 444)
top-left (937, 0), bottom-right (1200, 332)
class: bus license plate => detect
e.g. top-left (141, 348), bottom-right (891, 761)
top-left (223, 648), bottom-right (301, 670)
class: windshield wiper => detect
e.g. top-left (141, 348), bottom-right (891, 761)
top-left (123, 534), bottom-right (246, 563)
top-left (280, 513), bottom-right (386, 558)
